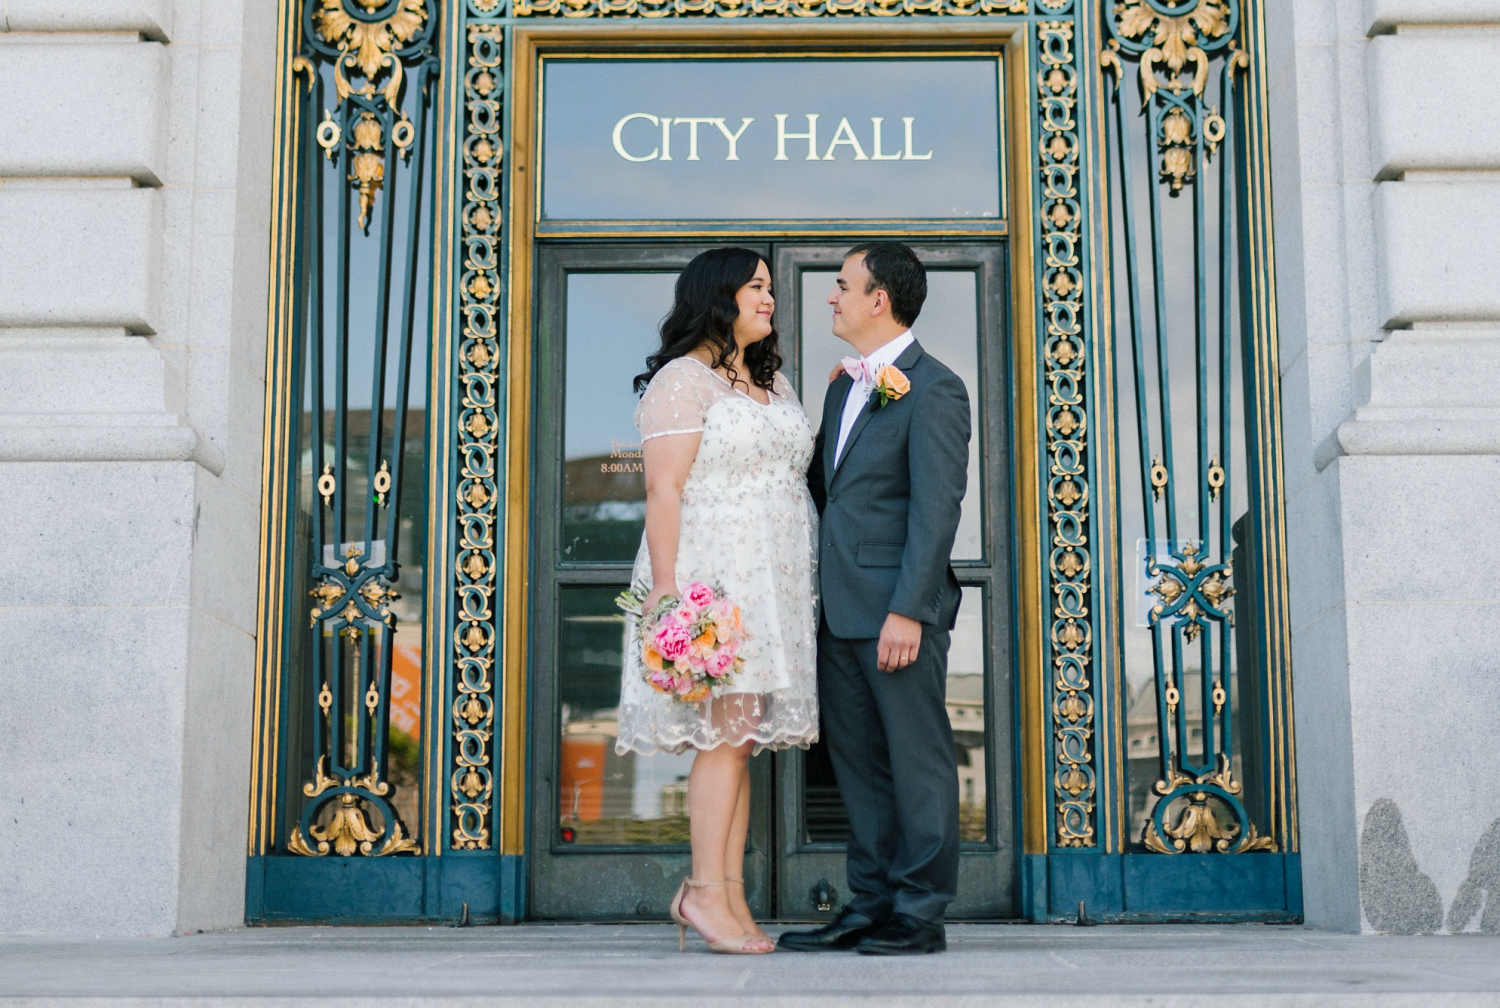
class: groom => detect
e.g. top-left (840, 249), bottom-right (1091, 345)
top-left (781, 242), bottom-right (970, 956)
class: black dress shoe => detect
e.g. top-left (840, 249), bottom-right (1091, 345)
top-left (854, 913), bottom-right (946, 955)
top-left (777, 906), bottom-right (887, 952)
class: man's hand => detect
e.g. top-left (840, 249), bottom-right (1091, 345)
top-left (877, 612), bottom-right (923, 672)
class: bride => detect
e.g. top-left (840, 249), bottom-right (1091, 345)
top-left (615, 247), bottom-right (819, 954)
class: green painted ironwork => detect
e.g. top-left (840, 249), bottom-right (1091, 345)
top-left (277, 0), bottom-right (440, 859)
top-left (1100, 0), bottom-right (1284, 855)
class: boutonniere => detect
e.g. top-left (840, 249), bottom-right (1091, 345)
top-left (868, 364), bottom-right (911, 409)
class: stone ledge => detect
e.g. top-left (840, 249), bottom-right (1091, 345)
top-left (0, 0), bottom-right (171, 40)
top-left (0, 424), bottom-right (223, 473)
top-left (1325, 417), bottom-right (1500, 466)
top-left (1368, 0), bottom-right (1500, 34)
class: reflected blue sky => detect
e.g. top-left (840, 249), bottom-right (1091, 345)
top-left (565, 272), bottom-right (675, 461)
top-left (542, 59), bottom-right (1002, 221)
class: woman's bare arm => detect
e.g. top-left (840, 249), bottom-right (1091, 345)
top-left (641, 431), bottom-right (701, 611)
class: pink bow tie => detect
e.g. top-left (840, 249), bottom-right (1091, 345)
top-left (841, 357), bottom-right (875, 383)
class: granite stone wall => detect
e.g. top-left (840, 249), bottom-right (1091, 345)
top-left (0, 0), bottom-right (275, 935)
top-left (1270, 0), bottom-right (1500, 932)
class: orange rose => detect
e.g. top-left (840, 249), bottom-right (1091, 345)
top-left (875, 364), bottom-right (910, 399)
top-left (694, 628), bottom-right (716, 649)
top-left (681, 683), bottom-right (713, 703)
top-left (643, 644), bottom-right (665, 671)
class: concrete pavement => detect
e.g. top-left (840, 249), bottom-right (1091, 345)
top-left (1, 923), bottom-right (1498, 1007)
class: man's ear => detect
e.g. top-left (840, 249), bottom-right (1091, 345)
top-left (871, 289), bottom-right (888, 317)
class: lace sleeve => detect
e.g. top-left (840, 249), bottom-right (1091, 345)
top-left (771, 371), bottom-right (800, 407)
top-left (634, 358), bottom-right (713, 441)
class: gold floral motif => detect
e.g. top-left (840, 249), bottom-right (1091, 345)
top-left (514, 0), bottom-right (1025, 16)
top-left (451, 23), bottom-right (504, 852)
top-left (309, 580), bottom-right (345, 624)
top-left (1038, 19), bottom-right (1096, 850)
top-left (313, 0), bottom-right (427, 102)
top-left (312, 792), bottom-right (384, 856)
top-left (1111, 0), bottom-right (1230, 96)
top-left (1144, 757), bottom-right (1277, 854)
top-left (289, 757), bottom-right (418, 857)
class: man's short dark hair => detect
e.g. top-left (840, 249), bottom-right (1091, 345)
top-left (846, 241), bottom-right (927, 328)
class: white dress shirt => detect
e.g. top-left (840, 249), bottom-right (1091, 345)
top-left (834, 330), bottom-right (914, 466)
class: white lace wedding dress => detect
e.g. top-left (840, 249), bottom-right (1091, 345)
top-left (615, 357), bottom-right (820, 756)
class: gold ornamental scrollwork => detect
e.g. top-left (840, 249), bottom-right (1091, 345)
top-left (302, 0), bottom-right (433, 229)
top-left (515, 0), bottom-right (1025, 16)
top-left (1142, 756), bottom-right (1278, 855)
top-left (450, 22), bottom-right (504, 852)
top-left (1037, 19), bottom-right (1097, 850)
top-left (287, 757), bottom-right (421, 857)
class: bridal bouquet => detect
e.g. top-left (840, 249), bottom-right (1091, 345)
top-left (615, 580), bottom-right (746, 703)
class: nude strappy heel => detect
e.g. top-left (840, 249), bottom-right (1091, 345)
top-left (725, 877), bottom-right (772, 942)
top-left (669, 878), bottom-right (774, 954)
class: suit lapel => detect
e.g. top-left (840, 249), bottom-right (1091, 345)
top-left (832, 339), bottom-right (926, 480)
top-left (822, 373), bottom-right (850, 495)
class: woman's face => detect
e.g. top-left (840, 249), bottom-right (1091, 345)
top-left (732, 260), bottom-right (775, 345)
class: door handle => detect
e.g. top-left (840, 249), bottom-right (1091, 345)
top-left (810, 878), bottom-right (837, 913)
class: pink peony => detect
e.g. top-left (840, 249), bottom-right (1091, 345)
top-left (708, 645), bottom-right (737, 677)
top-left (654, 621), bottom-right (693, 660)
top-left (684, 582), bottom-right (716, 608)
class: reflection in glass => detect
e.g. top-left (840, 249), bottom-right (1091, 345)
top-left (798, 269), bottom-right (984, 560)
top-left (562, 273), bottom-right (677, 563)
top-left (948, 587), bottom-right (988, 843)
top-left (557, 587), bottom-right (695, 845)
top-left (803, 586), bottom-right (988, 844)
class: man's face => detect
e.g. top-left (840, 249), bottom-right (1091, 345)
top-left (828, 253), bottom-right (883, 345)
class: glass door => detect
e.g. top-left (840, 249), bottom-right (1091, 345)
top-left (529, 241), bottom-right (1015, 921)
top-left (772, 243), bottom-right (1017, 920)
top-left (528, 244), bottom-right (774, 920)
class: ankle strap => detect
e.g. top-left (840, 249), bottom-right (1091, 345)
top-left (685, 877), bottom-right (728, 888)
top-left (725, 877), bottom-right (744, 884)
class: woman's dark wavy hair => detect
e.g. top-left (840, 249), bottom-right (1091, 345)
top-left (633, 247), bottom-right (781, 394)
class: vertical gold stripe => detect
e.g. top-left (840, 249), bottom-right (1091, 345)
top-left (501, 27), bottom-right (540, 858)
top-left (421, 1), bottom-right (464, 856)
top-left (1238, 0), bottom-right (1296, 852)
top-left (1009, 25), bottom-right (1046, 858)
top-left (249, 0), bottom-right (304, 857)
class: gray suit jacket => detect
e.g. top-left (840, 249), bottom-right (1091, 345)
top-left (808, 339), bottom-right (970, 639)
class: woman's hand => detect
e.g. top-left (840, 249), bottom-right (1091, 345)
top-left (828, 362), bottom-right (845, 384)
top-left (642, 584), bottom-right (681, 613)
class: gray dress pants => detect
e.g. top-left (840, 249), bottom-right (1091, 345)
top-left (817, 622), bottom-right (960, 924)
